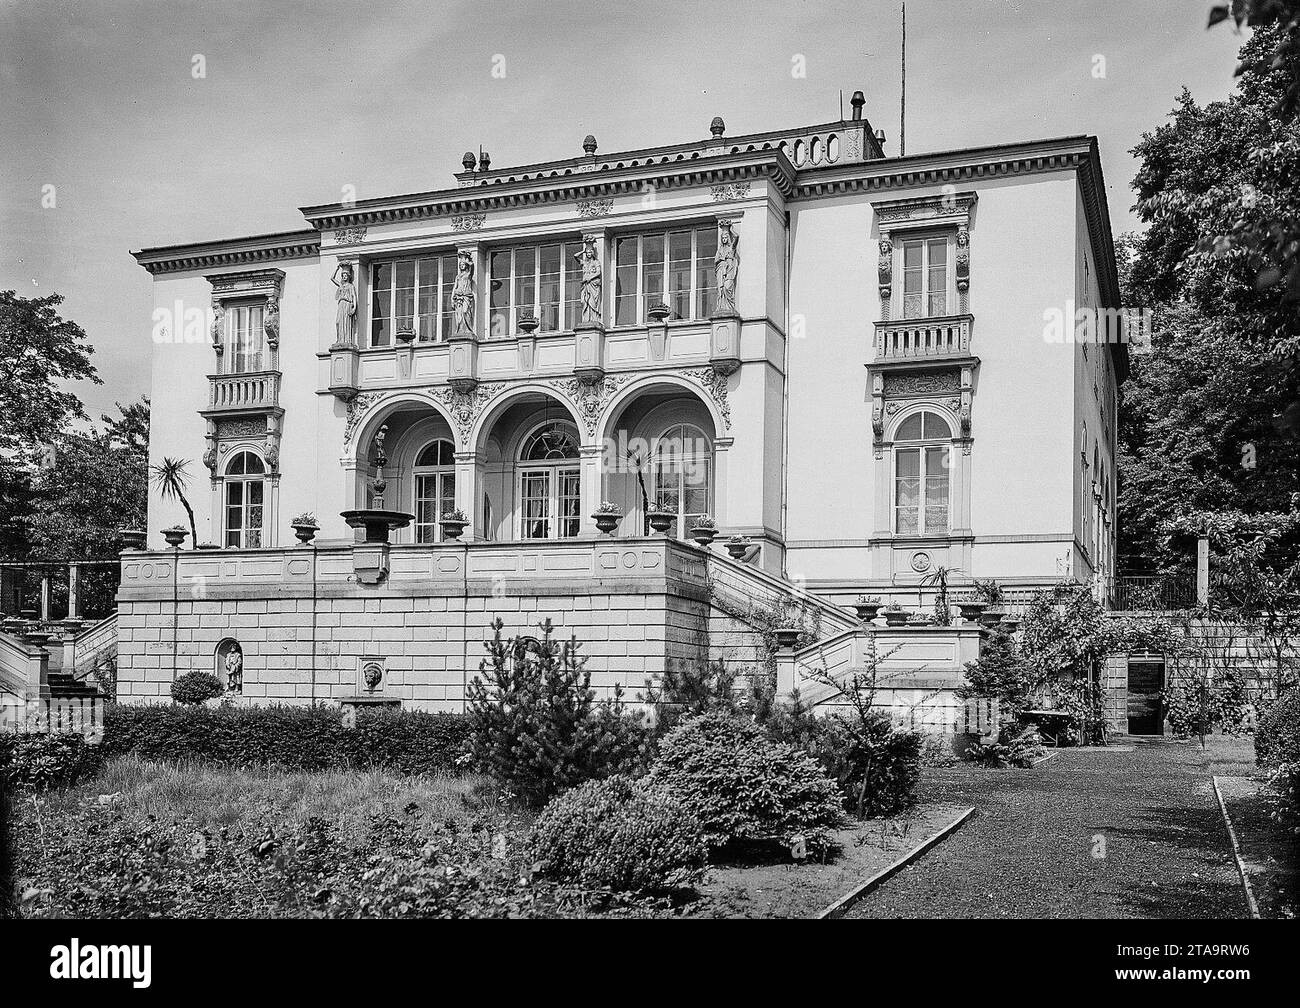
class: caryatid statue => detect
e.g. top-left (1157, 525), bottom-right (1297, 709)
top-left (714, 220), bottom-right (740, 315)
top-left (331, 262), bottom-right (357, 347)
top-left (576, 236), bottom-right (603, 326)
top-left (452, 251), bottom-right (476, 336)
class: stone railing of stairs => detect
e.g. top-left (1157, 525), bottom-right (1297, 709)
top-left (700, 550), bottom-right (859, 669)
top-left (774, 621), bottom-right (998, 736)
top-left (0, 626), bottom-right (107, 736)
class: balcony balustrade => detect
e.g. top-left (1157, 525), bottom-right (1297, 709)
top-left (873, 314), bottom-right (973, 362)
top-left (208, 370), bottom-right (281, 412)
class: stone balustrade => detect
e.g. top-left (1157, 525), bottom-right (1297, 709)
top-left (873, 314), bottom-right (973, 362)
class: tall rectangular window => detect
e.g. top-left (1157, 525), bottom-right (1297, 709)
top-left (901, 236), bottom-right (950, 319)
top-left (894, 446), bottom-right (950, 535)
top-left (488, 241), bottom-right (584, 337)
top-left (369, 255), bottom-right (456, 347)
top-left (612, 227), bottom-right (718, 324)
top-left (227, 304), bottom-right (265, 373)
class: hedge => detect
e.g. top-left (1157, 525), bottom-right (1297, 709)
top-left (1256, 687), bottom-right (1300, 767)
top-left (98, 703), bottom-right (472, 775)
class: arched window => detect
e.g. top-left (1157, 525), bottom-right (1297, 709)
top-left (413, 438), bottom-right (456, 543)
top-left (224, 451), bottom-right (266, 548)
top-left (893, 411), bottom-right (951, 536)
top-left (517, 421), bottom-right (580, 540)
top-left (651, 423), bottom-right (712, 537)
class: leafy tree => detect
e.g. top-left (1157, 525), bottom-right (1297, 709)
top-left (23, 399), bottom-right (149, 559)
top-left (0, 291), bottom-right (101, 556)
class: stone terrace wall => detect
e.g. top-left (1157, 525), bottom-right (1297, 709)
top-left (114, 538), bottom-right (731, 711)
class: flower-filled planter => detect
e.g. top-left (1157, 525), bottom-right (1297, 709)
top-left (854, 597), bottom-right (883, 623)
top-left (979, 609), bottom-right (1006, 627)
top-left (882, 607), bottom-right (911, 627)
top-left (291, 512), bottom-right (319, 544)
top-left (646, 504), bottom-right (676, 535)
top-left (592, 502), bottom-right (623, 536)
top-left (688, 515), bottom-right (718, 548)
top-left (725, 535), bottom-right (751, 560)
top-left (161, 525), bottom-right (189, 548)
top-left (957, 600), bottom-right (988, 624)
top-left (439, 509), bottom-right (470, 541)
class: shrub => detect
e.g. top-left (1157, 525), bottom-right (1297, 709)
top-left (99, 704), bottom-right (471, 774)
top-left (468, 618), bottom-right (650, 807)
top-left (765, 697), bottom-right (921, 817)
top-left (964, 724), bottom-right (1045, 769)
top-left (0, 732), bottom-right (104, 791)
top-left (647, 712), bottom-right (843, 852)
top-left (1256, 687), bottom-right (1300, 766)
top-left (642, 658), bottom-right (743, 735)
top-left (529, 775), bottom-right (707, 893)
top-left (170, 671), bottom-right (224, 705)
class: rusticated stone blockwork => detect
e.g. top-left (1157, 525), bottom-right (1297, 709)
top-left (114, 538), bottom-right (744, 711)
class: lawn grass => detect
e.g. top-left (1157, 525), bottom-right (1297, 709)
top-left (55, 752), bottom-right (516, 843)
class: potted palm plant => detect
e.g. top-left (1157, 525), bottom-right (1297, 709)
top-left (592, 502), bottom-right (623, 535)
top-left (291, 512), bottom-right (320, 544)
top-left (150, 457), bottom-right (198, 549)
top-left (688, 515), bottom-right (718, 547)
top-left (855, 595), bottom-right (883, 623)
top-left (646, 500), bottom-right (676, 534)
top-left (439, 508), bottom-right (470, 541)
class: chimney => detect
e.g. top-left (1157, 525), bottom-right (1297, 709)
top-left (479, 150), bottom-right (492, 170)
top-left (850, 90), bottom-right (865, 122)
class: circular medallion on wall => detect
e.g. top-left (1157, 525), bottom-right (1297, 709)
top-left (910, 551), bottom-right (932, 573)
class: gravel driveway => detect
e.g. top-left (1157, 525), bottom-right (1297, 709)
top-left (846, 738), bottom-right (1249, 919)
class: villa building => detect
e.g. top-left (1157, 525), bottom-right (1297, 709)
top-left (111, 93), bottom-right (1127, 722)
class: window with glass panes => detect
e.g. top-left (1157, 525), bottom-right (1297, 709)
top-left (487, 242), bottom-right (582, 337)
top-left (413, 439), bottom-right (456, 543)
top-left (369, 255), bottom-right (456, 347)
top-left (893, 411), bottom-right (951, 535)
top-left (901, 236), bottom-right (951, 319)
top-left (516, 422), bottom-right (581, 540)
top-left (223, 452), bottom-right (266, 548)
top-left (226, 304), bottom-right (265, 373)
top-left (651, 423), bottom-right (712, 537)
top-left (614, 227), bottom-right (717, 325)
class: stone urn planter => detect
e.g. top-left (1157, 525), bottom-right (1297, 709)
top-left (725, 537), bottom-right (751, 560)
top-left (646, 509), bottom-right (676, 535)
top-left (646, 302), bottom-right (671, 323)
top-left (773, 627), bottom-right (803, 650)
top-left (999, 618), bottom-right (1021, 634)
top-left (688, 518), bottom-right (718, 548)
top-left (439, 516), bottom-right (470, 541)
top-left (592, 505), bottom-right (623, 536)
top-left (161, 525), bottom-right (189, 548)
top-left (883, 608), bottom-right (911, 627)
top-left (291, 519), bottom-right (319, 544)
top-left (118, 528), bottom-right (147, 550)
top-left (855, 601), bottom-right (883, 623)
top-left (979, 609), bottom-right (1006, 627)
top-left (957, 600), bottom-right (988, 624)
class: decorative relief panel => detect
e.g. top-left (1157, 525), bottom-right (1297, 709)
top-left (343, 392), bottom-right (383, 447)
top-left (451, 214), bottom-right (487, 232)
top-left (332, 227), bottom-right (368, 246)
top-left (428, 382), bottom-right (507, 443)
top-left (576, 198), bottom-right (613, 218)
top-left (684, 367), bottom-right (733, 430)
top-left (710, 182), bottom-right (752, 202)
top-left (549, 375), bottom-right (633, 438)
top-left (215, 417), bottom-right (267, 440)
top-left (884, 371), bottom-right (960, 397)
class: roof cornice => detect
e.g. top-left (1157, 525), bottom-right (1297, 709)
top-left (131, 230), bottom-right (320, 276)
top-left (300, 150), bottom-right (797, 231)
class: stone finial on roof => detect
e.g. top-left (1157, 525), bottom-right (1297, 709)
top-left (710, 116), bottom-right (725, 138)
top-left (583, 134), bottom-right (598, 155)
top-left (462, 151), bottom-right (477, 170)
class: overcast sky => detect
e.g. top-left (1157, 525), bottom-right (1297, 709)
top-left (0, 0), bottom-right (1245, 423)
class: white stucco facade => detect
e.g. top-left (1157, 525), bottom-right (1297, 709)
top-left (134, 113), bottom-right (1123, 608)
